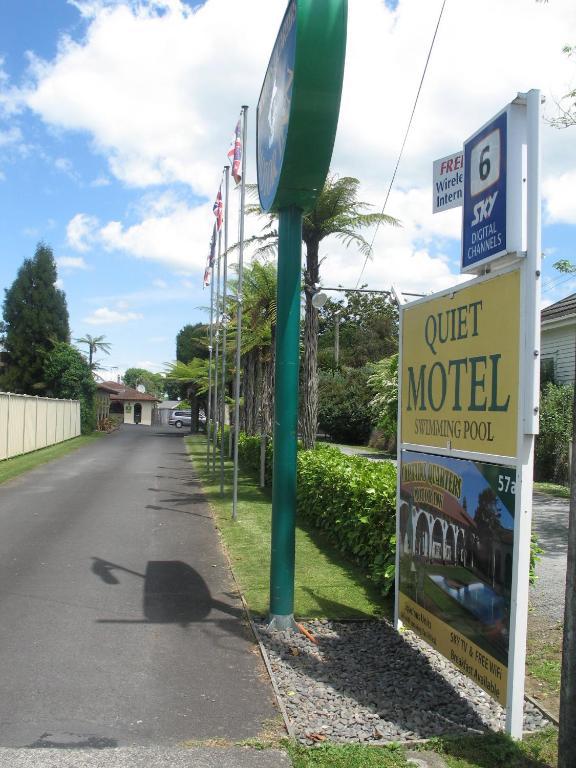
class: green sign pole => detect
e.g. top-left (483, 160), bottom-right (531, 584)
top-left (257, 0), bottom-right (347, 629)
top-left (269, 206), bottom-right (302, 627)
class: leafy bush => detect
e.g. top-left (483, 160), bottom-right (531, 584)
top-left (535, 382), bottom-right (573, 484)
top-left (368, 353), bottom-right (398, 442)
top-left (317, 366), bottom-right (374, 444)
top-left (43, 342), bottom-right (96, 434)
top-left (237, 431), bottom-right (273, 481)
top-left (297, 444), bottom-right (397, 595)
top-left (232, 433), bottom-right (540, 594)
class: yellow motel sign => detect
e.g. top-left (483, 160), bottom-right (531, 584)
top-left (401, 268), bottom-right (520, 458)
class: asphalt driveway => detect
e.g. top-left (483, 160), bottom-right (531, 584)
top-left (530, 491), bottom-right (570, 623)
top-left (0, 425), bottom-right (278, 750)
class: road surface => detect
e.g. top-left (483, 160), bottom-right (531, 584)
top-left (0, 425), bottom-right (278, 751)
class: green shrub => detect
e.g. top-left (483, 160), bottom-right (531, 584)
top-left (297, 444), bottom-right (397, 595)
top-left (317, 366), bottom-right (375, 444)
top-left (231, 433), bottom-right (540, 594)
top-left (43, 342), bottom-right (96, 434)
top-left (535, 381), bottom-right (573, 484)
top-left (237, 431), bottom-right (273, 480)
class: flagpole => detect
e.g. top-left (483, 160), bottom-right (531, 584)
top-left (212, 227), bottom-right (222, 473)
top-left (220, 165), bottom-right (230, 495)
top-left (232, 105), bottom-right (248, 521)
top-left (206, 243), bottom-right (215, 470)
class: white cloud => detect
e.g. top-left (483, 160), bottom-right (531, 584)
top-left (135, 359), bottom-right (164, 372)
top-left (57, 255), bottom-right (89, 270)
top-left (54, 156), bottom-right (79, 180)
top-left (89, 175), bottom-right (110, 187)
top-left (0, 126), bottom-right (22, 148)
top-left (98, 196), bottom-right (214, 271)
top-left (67, 212), bottom-right (100, 251)
top-left (25, 0), bottom-right (283, 193)
top-left (543, 170), bottom-right (576, 225)
top-left (84, 306), bottom-right (143, 324)
top-left (12, 0), bottom-right (576, 294)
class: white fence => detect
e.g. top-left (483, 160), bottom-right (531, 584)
top-left (0, 392), bottom-right (81, 461)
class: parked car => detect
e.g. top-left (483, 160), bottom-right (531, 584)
top-left (169, 410), bottom-right (192, 428)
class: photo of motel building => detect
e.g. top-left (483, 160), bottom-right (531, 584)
top-left (399, 483), bottom-right (513, 591)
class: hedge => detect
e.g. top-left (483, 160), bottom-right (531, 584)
top-left (296, 444), bottom-right (397, 595)
top-left (234, 432), bottom-right (397, 595)
top-left (224, 431), bottom-right (539, 594)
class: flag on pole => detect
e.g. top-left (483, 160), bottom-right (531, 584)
top-left (227, 115), bottom-right (243, 185)
top-left (203, 222), bottom-right (217, 287)
top-left (213, 184), bottom-right (223, 231)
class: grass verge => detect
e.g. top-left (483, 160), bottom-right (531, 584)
top-left (285, 729), bottom-right (558, 767)
top-left (186, 434), bottom-right (559, 767)
top-left (0, 433), bottom-right (104, 486)
top-left (185, 434), bottom-right (390, 619)
top-left (533, 483), bottom-right (569, 499)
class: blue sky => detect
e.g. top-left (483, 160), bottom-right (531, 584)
top-left (1, 0), bottom-right (575, 379)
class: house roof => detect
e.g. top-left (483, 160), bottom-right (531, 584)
top-left (541, 293), bottom-right (576, 323)
top-left (96, 382), bottom-right (120, 395)
top-left (100, 381), bottom-right (160, 402)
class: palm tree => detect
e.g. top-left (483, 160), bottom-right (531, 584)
top-left (245, 174), bottom-right (399, 448)
top-left (232, 261), bottom-right (277, 436)
top-left (76, 334), bottom-right (112, 370)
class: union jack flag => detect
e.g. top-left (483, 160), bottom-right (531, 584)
top-left (227, 115), bottom-right (243, 185)
top-left (213, 184), bottom-right (223, 231)
top-left (203, 222), bottom-right (217, 287)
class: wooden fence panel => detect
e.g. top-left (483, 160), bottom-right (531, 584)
top-left (36, 398), bottom-right (48, 450)
top-left (0, 393), bottom-right (81, 461)
top-left (0, 394), bottom-right (9, 461)
top-left (23, 398), bottom-right (37, 454)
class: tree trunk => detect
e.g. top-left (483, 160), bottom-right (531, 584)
top-left (262, 335), bottom-right (275, 437)
top-left (241, 353), bottom-right (250, 434)
top-left (256, 347), bottom-right (264, 432)
top-left (559, 372), bottom-right (576, 766)
top-left (301, 240), bottom-right (320, 450)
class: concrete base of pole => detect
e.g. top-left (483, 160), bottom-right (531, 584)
top-left (267, 613), bottom-right (298, 632)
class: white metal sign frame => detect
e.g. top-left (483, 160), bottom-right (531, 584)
top-left (395, 90), bottom-right (541, 739)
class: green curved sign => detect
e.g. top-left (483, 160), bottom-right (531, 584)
top-left (257, 0), bottom-right (347, 213)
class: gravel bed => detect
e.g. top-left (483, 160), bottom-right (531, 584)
top-left (255, 619), bottom-right (551, 745)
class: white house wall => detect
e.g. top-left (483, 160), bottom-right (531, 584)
top-left (123, 401), bottom-right (155, 426)
top-left (541, 324), bottom-right (576, 384)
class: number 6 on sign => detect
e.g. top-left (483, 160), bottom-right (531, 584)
top-left (470, 128), bottom-right (501, 197)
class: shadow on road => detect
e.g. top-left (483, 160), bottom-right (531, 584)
top-left (91, 558), bottom-right (246, 633)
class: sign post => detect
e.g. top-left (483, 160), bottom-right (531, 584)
top-left (397, 91), bottom-right (541, 738)
top-left (257, 0), bottom-right (347, 630)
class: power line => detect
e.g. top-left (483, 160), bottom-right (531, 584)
top-left (355, 0), bottom-right (448, 289)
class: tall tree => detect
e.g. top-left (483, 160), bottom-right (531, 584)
top-left (123, 367), bottom-right (164, 398)
top-left (176, 323), bottom-right (209, 363)
top-left (548, 45), bottom-right (576, 129)
top-left (246, 175), bottom-right (399, 448)
top-left (318, 290), bottom-right (398, 369)
top-left (1, 243), bottom-right (70, 394)
top-left (234, 261), bottom-right (277, 436)
top-left (43, 342), bottom-right (96, 433)
top-left (552, 254), bottom-right (576, 765)
top-left (75, 333), bottom-right (111, 370)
